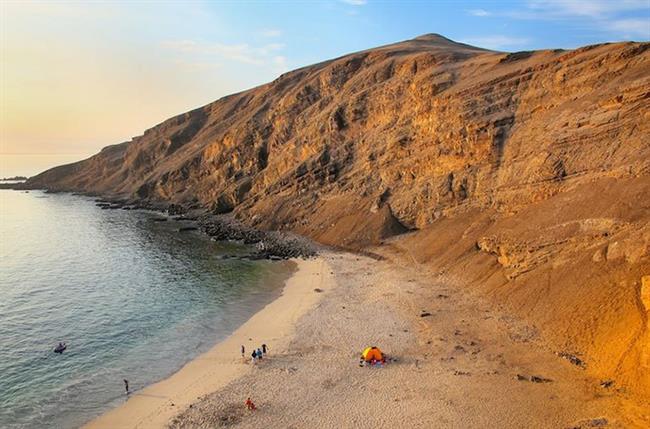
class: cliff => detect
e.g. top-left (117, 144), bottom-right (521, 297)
top-left (27, 34), bottom-right (650, 399)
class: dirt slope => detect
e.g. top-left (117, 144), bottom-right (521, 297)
top-left (26, 34), bottom-right (650, 399)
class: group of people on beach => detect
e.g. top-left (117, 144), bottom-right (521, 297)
top-left (119, 343), bottom-right (271, 399)
top-left (241, 343), bottom-right (268, 412)
top-left (241, 343), bottom-right (268, 364)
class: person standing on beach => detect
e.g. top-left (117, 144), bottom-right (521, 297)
top-left (262, 344), bottom-right (268, 355)
top-left (241, 345), bottom-right (245, 358)
top-left (256, 347), bottom-right (263, 360)
top-left (123, 379), bottom-right (129, 395)
top-left (245, 397), bottom-right (256, 410)
top-left (251, 349), bottom-right (257, 364)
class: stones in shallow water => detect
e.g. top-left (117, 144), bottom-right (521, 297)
top-left (96, 200), bottom-right (125, 209)
top-left (173, 216), bottom-right (198, 221)
top-left (199, 215), bottom-right (317, 259)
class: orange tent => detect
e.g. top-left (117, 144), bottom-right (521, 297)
top-left (361, 346), bottom-right (383, 362)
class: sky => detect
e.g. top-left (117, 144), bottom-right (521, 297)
top-left (1, 0), bottom-right (649, 177)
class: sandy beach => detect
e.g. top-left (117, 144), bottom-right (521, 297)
top-left (84, 257), bottom-right (332, 429)
top-left (86, 250), bottom-right (649, 428)
top-left (168, 251), bottom-right (649, 428)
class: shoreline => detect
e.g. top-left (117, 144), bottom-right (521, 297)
top-left (84, 256), bottom-right (333, 429)
top-left (4, 188), bottom-right (318, 260)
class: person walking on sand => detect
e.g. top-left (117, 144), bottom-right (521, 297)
top-left (262, 343), bottom-right (268, 355)
top-left (241, 345), bottom-right (245, 358)
top-left (251, 349), bottom-right (257, 364)
top-left (256, 347), bottom-right (263, 360)
top-left (123, 379), bottom-right (129, 395)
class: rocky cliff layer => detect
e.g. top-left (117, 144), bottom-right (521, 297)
top-left (28, 34), bottom-right (650, 399)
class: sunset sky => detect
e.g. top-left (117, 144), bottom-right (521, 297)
top-left (1, 0), bottom-right (648, 176)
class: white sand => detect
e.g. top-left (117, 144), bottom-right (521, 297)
top-left (84, 257), bottom-right (332, 429)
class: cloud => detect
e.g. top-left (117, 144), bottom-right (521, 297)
top-left (3, 1), bottom-right (122, 19)
top-left (341, 0), bottom-right (367, 5)
top-left (264, 43), bottom-right (285, 51)
top-left (526, 0), bottom-right (648, 18)
top-left (496, 1), bottom-right (650, 39)
top-left (271, 55), bottom-right (289, 74)
top-left (460, 36), bottom-right (531, 50)
top-left (468, 9), bottom-right (491, 17)
top-left (605, 18), bottom-right (650, 38)
top-left (164, 40), bottom-right (262, 65)
top-left (163, 39), bottom-right (290, 71)
top-left (174, 60), bottom-right (221, 72)
top-left (260, 28), bottom-right (282, 38)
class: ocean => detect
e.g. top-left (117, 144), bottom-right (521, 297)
top-left (0, 189), bottom-right (292, 428)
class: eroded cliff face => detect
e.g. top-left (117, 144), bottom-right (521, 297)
top-left (27, 34), bottom-right (650, 398)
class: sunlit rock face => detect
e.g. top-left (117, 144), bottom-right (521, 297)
top-left (640, 275), bottom-right (650, 380)
top-left (642, 276), bottom-right (650, 313)
top-left (26, 35), bottom-right (650, 396)
top-left (27, 35), bottom-right (649, 242)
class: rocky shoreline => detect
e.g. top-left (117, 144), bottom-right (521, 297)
top-left (198, 214), bottom-right (317, 259)
top-left (60, 191), bottom-right (319, 260)
top-left (4, 182), bottom-right (318, 260)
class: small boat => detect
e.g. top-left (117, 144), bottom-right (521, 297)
top-left (54, 343), bottom-right (67, 354)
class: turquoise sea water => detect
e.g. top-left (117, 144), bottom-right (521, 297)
top-left (0, 189), bottom-right (292, 428)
